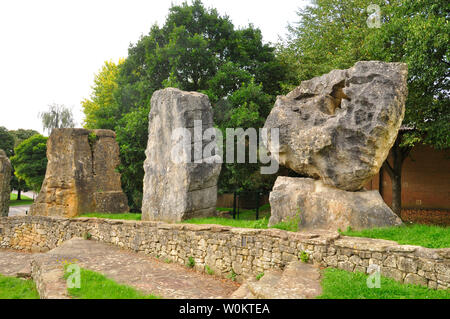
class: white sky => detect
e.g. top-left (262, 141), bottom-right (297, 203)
top-left (0, 0), bottom-right (308, 135)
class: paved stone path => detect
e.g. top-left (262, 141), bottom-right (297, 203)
top-left (1, 238), bottom-right (240, 299)
top-left (0, 249), bottom-right (34, 277)
top-left (8, 205), bottom-right (31, 217)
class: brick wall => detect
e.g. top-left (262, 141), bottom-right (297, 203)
top-left (366, 144), bottom-right (450, 210)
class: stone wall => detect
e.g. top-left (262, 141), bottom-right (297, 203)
top-left (0, 216), bottom-right (448, 290)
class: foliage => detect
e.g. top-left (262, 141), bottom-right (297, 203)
top-left (64, 266), bottom-right (159, 299)
top-left (256, 272), bottom-right (264, 281)
top-left (317, 268), bottom-right (450, 299)
top-left (82, 59), bottom-right (124, 130)
top-left (270, 210), bottom-right (301, 232)
top-left (229, 269), bottom-right (237, 282)
top-left (10, 134), bottom-right (48, 193)
top-left (115, 106), bottom-right (149, 211)
top-left (281, 0), bottom-right (450, 149)
top-left (0, 274), bottom-right (39, 299)
top-left (187, 256), bottom-right (195, 268)
top-left (205, 265), bottom-right (214, 275)
top-left (9, 129), bottom-right (40, 148)
top-left (0, 127), bottom-right (16, 157)
top-left (342, 224), bottom-right (450, 248)
top-left (8, 129), bottom-right (39, 195)
top-left (38, 103), bottom-right (76, 135)
top-left (299, 251), bottom-right (309, 263)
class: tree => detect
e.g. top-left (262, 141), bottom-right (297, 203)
top-left (8, 129), bottom-right (39, 199)
top-left (0, 126), bottom-right (15, 157)
top-left (10, 135), bottom-right (48, 193)
top-left (83, 0), bottom-right (289, 210)
top-left (82, 59), bottom-right (124, 130)
top-left (281, 0), bottom-right (449, 216)
top-left (115, 106), bottom-right (150, 211)
top-left (39, 103), bottom-right (76, 135)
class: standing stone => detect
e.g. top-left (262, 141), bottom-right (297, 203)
top-left (264, 61), bottom-right (408, 191)
top-left (0, 150), bottom-right (12, 217)
top-left (142, 88), bottom-right (221, 222)
top-left (30, 129), bottom-right (129, 217)
top-left (268, 177), bottom-right (403, 231)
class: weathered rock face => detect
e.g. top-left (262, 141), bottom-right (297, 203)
top-left (269, 177), bottom-right (402, 231)
top-left (30, 129), bottom-right (129, 217)
top-left (0, 150), bottom-right (12, 217)
top-left (142, 88), bottom-right (221, 222)
top-left (264, 61), bottom-right (408, 191)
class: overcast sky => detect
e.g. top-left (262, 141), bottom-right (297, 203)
top-left (0, 0), bottom-right (308, 135)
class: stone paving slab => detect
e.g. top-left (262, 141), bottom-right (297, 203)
top-left (0, 249), bottom-right (35, 277)
top-left (40, 238), bottom-right (240, 299)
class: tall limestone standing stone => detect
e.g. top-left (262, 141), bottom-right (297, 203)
top-left (264, 61), bottom-right (408, 231)
top-left (0, 150), bottom-right (12, 217)
top-left (142, 88), bottom-right (221, 222)
top-left (30, 129), bottom-right (129, 217)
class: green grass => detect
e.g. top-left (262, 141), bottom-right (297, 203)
top-left (0, 274), bottom-right (39, 299)
top-left (318, 268), bottom-right (450, 299)
top-left (342, 224), bottom-right (450, 248)
top-left (9, 193), bottom-right (34, 206)
top-left (182, 205), bottom-right (274, 229)
top-left (64, 267), bottom-right (159, 299)
top-left (77, 213), bottom-right (142, 220)
top-left (182, 216), bottom-right (270, 229)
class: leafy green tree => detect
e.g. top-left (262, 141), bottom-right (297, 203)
top-left (8, 129), bottom-right (39, 199)
top-left (9, 129), bottom-right (40, 147)
top-left (82, 59), bottom-right (124, 130)
top-left (280, 0), bottom-right (450, 215)
top-left (115, 106), bottom-right (150, 211)
top-left (39, 103), bottom-right (76, 135)
top-left (10, 135), bottom-right (48, 193)
top-left (0, 126), bottom-right (15, 157)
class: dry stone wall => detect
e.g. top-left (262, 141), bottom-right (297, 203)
top-left (0, 216), bottom-right (448, 290)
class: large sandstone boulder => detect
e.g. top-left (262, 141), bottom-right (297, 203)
top-left (264, 61), bottom-right (408, 191)
top-left (142, 88), bottom-right (221, 222)
top-left (30, 129), bottom-right (129, 217)
top-left (269, 177), bottom-right (402, 231)
top-left (0, 150), bottom-right (12, 217)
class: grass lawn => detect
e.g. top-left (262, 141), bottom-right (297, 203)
top-left (78, 213), bottom-right (142, 220)
top-left (0, 274), bottom-right (39, 299)
top-left (318, 268), bottom-right (450, 299)
top-left (65, 267), bottom-right (160, 299)
top-left (182, 204), bottom-right (273, 229)
top-left (9, 193), bottom-right (34, 206)
top-left (342, 224), bottom-right (450, 248)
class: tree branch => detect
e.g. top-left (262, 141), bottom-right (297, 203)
top-left (382, 160), bottom-right (394, 179)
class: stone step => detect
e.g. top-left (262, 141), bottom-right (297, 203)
top-left (235, 261), bottom-right (322, 299)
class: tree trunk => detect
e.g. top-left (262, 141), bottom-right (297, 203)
top-left (17, 188), bottom-right (21, 201)
top-left (382, 134), bottom-right (412, 218)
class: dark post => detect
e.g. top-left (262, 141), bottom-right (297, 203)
top-left (233, 191), bottom-right (237, 220)
top-left (255, 191), bottom-right (261, 220)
